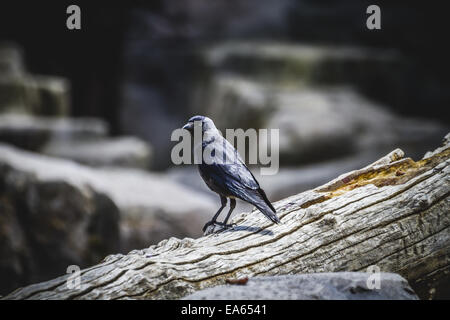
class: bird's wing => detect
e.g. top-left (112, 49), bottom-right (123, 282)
top-left (220, 162), bottom-right (259, 190)
top-left (217, 136), bottom-right (260, 190)
top-left (200, 133), bottom-right (262, 192)
top-left (199, 160), bottom-right (258, 200)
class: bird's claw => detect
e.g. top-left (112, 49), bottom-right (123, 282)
top-left (202, 221), bottom-right (214, 232)
top-left (203, 221), bottom-right (237, 232)
top-left (214, 222), bottom-right (237, 229)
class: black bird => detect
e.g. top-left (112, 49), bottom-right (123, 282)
top-left (182, 115), bottom-right (280, 232)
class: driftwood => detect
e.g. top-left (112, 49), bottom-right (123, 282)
top-left (4, 133), bottom-right (450, 300)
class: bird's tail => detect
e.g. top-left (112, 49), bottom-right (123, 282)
top-left (254, 201), bottom-right (280, 224)
top-left (251, 188), bottom-right (280, 224)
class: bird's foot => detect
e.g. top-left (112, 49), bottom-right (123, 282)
top-left (202, 221), bottom-right (214, 232)
top-left (214, 222), bottom-right (237, 229)
top-left (203, 221), bottom-right (236, 233)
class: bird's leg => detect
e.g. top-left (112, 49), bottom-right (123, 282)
top-left (216, 198), bottom-right (236, 229)
top-left (202, 196), bottom-right (227, 232)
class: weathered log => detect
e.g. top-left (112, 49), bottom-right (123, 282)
top-left (4, 133), bottom-right (450, 300)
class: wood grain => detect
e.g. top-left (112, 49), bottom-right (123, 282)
top-left (4, 134), bottom-right (449, 300)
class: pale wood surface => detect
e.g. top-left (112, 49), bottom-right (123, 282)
top-left (4, 134), bottom-right (449, 300)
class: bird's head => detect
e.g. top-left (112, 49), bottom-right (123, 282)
top-left (182, 115), bottom-right (216, 133)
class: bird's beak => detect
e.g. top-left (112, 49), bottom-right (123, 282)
top-left (182, 122), bottom-right (194, 131)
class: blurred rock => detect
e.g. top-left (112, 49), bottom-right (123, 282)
top-left (268, 87), bottom-right (362, 163)
top-left (92, 167), bottom-right (215, 253)
top-left (0, 144), bottom-right (216, 268)
top-left (195, 76), bottom-right (447, 165)
top-left (197, 74), bottom-right (276, 130)
top-left (43, 136), bottom-right (153, 169)
top-left (183, 273), bottom-right (419, 300)
top-left (267, 87), bottom-right (448, 164)
top-left (0, 114), bottom-right (108, 151)
top-left (0, 73), bottom-right (70, 116)
top-left (153, 0), bottom-right (292, 40)
top-left (201, 42), bottom-right (399, 86)
top-left (0, 43), bottom-right (70, 116)
top-left (120, 83), bottom-right (184, 170)
top-left (191, 42), bottom-right (448, 165)
top-left (194, 42), bottom-right (397, 128)
top-left (0, 43), bottom-right (24, 76)
top-left (0, 145), bottom-right (120, 296)
top-left (196, 41), bottom-right (406, 115)
top-left (0, 195), bottom-right (29, 295)
top-left (286, 1), bottom-right (450, 120)
top-left (121, 2), bottom-right (294, 169)
top-left (121, 12), bottom-right (431, 170)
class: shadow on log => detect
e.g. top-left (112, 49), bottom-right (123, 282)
top-left (3, 133), bottom-right (450, 300)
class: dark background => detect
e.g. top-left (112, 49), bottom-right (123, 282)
top-left (0, 0), bottom-right (448, 135)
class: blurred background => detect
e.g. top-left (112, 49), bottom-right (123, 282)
top-left (0, 0), bottom-right (448, 295)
